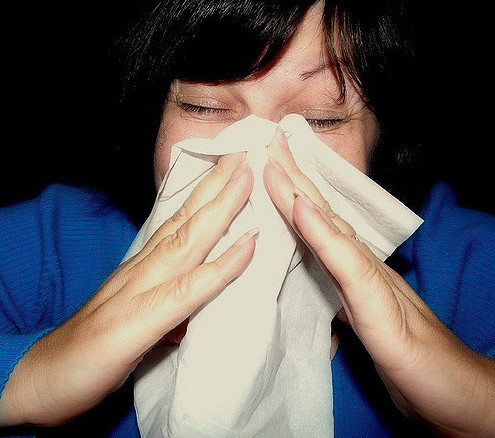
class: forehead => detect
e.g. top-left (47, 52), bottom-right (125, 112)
top-left (173, 3), bottom-right (350, 101)
top-left (281, 4), bottom-right (327, 63)
top-left (247, 3), bottom-right (330, 82)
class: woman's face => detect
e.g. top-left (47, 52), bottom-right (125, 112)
top-left (153, 3), bottom-right (379, 187)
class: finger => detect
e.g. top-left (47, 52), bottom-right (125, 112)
top-left (133, 152), bottom-right (247, 265)
top-left (293, 194), bottom-right (436, 327)
top-left (125, 164), bottom-right (254, 293)
top-left (292, 193), bottom-right (424, 347)
top-left (266, 129), bottom-right (356, 237)
top-left (264, 160), bottom-right (297, 224)
top-left (292, 194), bottom-right (377, 325)
top-left (299, 190), bottom-right (357, 238)
top-left (293, 194), bottom-right (369, 288)
top-left (267, 127), bottom-right (327, 209)
top-left (90, 156), bottom-right (252, 310)
top-left (264, 161), bottom-right (358, 299)
top-left (264, 160), bottom-right (357, 238)
top-left (131, 228), bottom-right (258, 346)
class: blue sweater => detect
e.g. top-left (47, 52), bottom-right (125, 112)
top-left (0, 185), bottom-right (139, 437)
top-left (0, 183), bottom-right (494, 437)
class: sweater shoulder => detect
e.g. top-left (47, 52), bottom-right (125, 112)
top-left (0, 184), bottom-right (137, 333)
top-left (419, 182), bottom-right (495, 246)
top-left (399, 183), bottom-right (495, 355)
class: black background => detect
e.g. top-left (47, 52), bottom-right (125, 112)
top-left (1, 2), bottom-right (493, 216)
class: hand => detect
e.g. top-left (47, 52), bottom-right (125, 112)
top-left (263, 128), bottom-right (495, 437)
top-left (0, 153), bottom-right (256, 427)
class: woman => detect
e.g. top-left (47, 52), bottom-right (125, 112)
top-left (0, 0), bottom-right (494, 437)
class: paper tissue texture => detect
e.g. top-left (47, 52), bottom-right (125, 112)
top-left (124, 114), bottom-right (423, 438)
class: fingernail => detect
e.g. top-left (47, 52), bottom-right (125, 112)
top-left (267, 129), bottom-right (285, 172)
top-left (276, 126), bottom-right (292, 150)
top-left (234, 228), bottom-right (260, 246)
top-left (269, 126), bottom-right (295, 169)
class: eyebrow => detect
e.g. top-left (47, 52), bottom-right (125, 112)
top-left (299, 63), bottom-right (332, 81)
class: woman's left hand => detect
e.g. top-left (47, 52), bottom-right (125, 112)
top-left (263, 128), bottom-right (495, 438)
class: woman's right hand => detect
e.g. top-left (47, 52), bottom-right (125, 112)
top-left (0, 153), bottom-right (255, 427)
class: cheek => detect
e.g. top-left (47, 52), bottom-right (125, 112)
top-left (319, 117), bottom-right (379, 173)
top-left (153, 120), bottom-right (176, 189)
top-left (326, 136), bottom-right (369, 172)
top-left (153, 142), bottom-right (170, 189)
top-left (318, 133), bottom-right (371, 173)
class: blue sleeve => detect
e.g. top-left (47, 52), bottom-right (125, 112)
top-left (332, 183), bottom-right (495, 438)
top-left (399, 183), bottom-right (495, 357)
top-left (0, 184), bottom-right (139, 436)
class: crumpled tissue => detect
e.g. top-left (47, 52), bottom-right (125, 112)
top-left (123, 114), bottom-right (423, 438)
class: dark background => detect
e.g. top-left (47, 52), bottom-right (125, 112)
top-left (1, 1), bottom-right (493, 218)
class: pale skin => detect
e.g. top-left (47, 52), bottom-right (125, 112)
top-left (1, 3), bottom-right (494, 436)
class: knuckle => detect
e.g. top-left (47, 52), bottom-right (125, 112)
top-left (120, 262), bottom-right (138, 285)
top-left (149, 237), bottom-right (168, 257)
top-left (330, 212), bottom-right (356, 236)
top-left (340, 221), bottom-right (356, 237)
top-left (147, 239), bottom-right (169, 266)
top-left (171, 204), bottom-right (189, 223)
top-left (210, 259), bottom-right (227, 284)
top-left (359, 258), bottom-right (382, 284)
top-left (169, 226), bottom-right (189, 249)
top-left (322, 202), bottom-right (337, 218)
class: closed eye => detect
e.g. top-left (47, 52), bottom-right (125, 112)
top-left (305, 118), bottom-right (343, 132)
top-left (177, 101), bottom-right (344, 131)
top-left (177, 102), bottom-right (228, 115)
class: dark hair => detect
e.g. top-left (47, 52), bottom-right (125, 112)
top-left (115, 0), bottom-right (427, 222)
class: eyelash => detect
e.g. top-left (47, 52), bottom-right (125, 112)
top-left (177, 102), bottom-right (227, 115)
top-left (305, 118), bottom-right (342, 130)
top-left (177, 102), bottom-right (343, 129)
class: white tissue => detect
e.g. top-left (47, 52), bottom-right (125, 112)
top-left (125, 114), bottom-right (423, 438)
